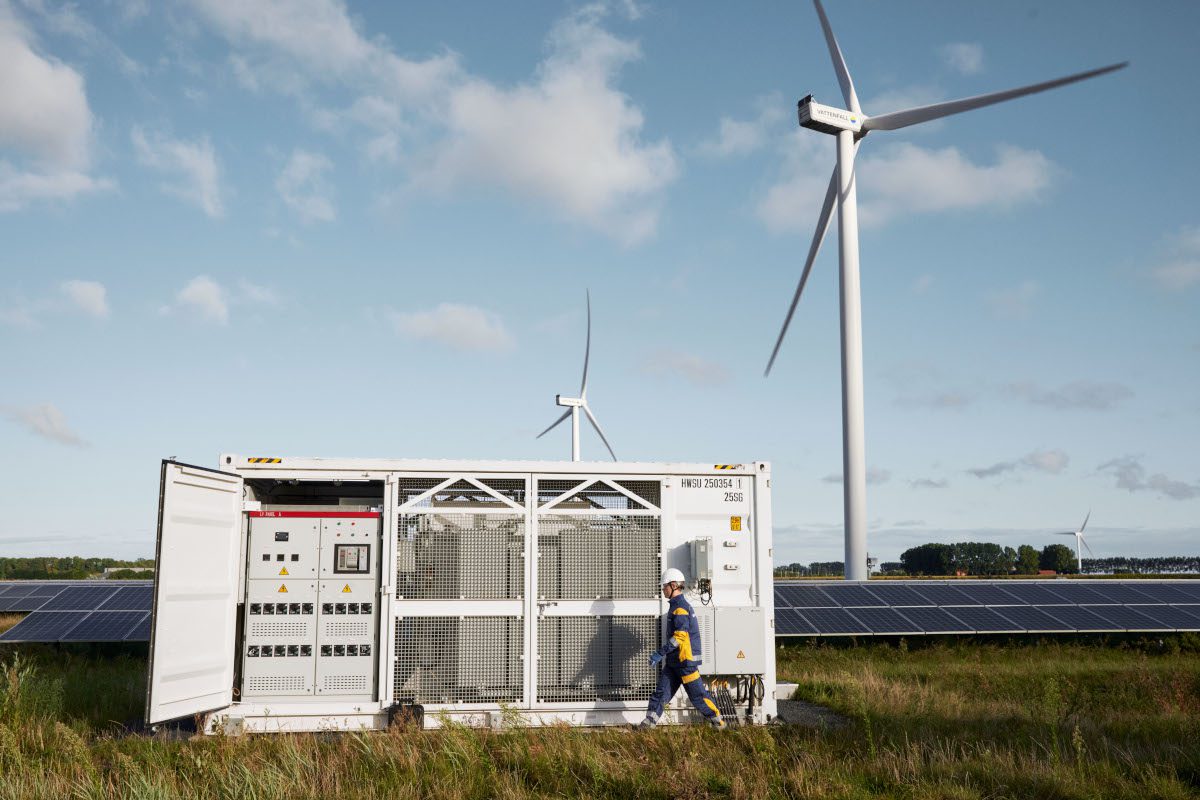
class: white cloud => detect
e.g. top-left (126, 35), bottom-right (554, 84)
top-left (3, 403), bottom-right (87, 446)
top-left (0, 4), bottom-right (111, 211)
top-left (641, 350), bottom-right (730, 386)
top-left (59, 279), bottom-right (108, 318)
top-left (390, 303), bottom-right (514, 352)
top-left (909, 478), bottom-right (948, 489)
top-left (276, 149), bottom-right (335, 223)
top-left (175, 275), bottom-right (228, 323)
top-left (1150, 226), bottom-right (1200, 290)
top-left (822, 467), bottom-right (892, 486)
top-left (1007, 380), bottom-right (1133, 411)
top-left (1098, 456), bottom-right (1200, 501)
top-left (968, 448), bottom-right (1069, 479)
top-left (131, 126), bottom-right (223, 218)
top-left (696, 94), bottom-right (786, 158)
top-left (237, 280), bottom-right (278, 305)
top-left (987, 280), bottom-right (1039, 319)
top-left (941, 42), bottom-right (983, 75)
top-left (758, 140), bottom-right (1052, 233)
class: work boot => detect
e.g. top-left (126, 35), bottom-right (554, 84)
top-left (709, 716), bottom-right (726, 730)
top-left (635, 718), bottom-right (656, 730)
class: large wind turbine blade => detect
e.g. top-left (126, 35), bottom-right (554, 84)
top-left (862, 62), bottom-right (1127, 132)
top-left (582, 405), bottom-right (617, 461)
top-left (536, 408), bottom-right (572, 440)
top-left (812, 0), bottom-right (862, 115)
top-left (580, 289), bottom-right (591, 395)
top-left (1080, 510), bottom-right (1091, 532)
top-left (1053, 532), bottom-right (1076, 537)
top-left (1080, 535), bottom-right (1095, 558)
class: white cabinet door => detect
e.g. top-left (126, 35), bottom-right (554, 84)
top-left (145, 461), bottom-right (243, 724)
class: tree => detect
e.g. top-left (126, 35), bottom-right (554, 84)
top-left (900, 544), bottom-right (954, 575)
top-left (1040, 544), bottom-right (1076, 574)
top-left (1016, 545), bottom-right (1040, 575)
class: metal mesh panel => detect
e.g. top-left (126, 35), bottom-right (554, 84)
top-left (541, 481), bottom-right (650, 511)
top-left (537, 616), bottom-right (658, 702)
top-left (397, 513), bottom-right (524, 599)
top-left (393, 617), bottom-right (523, 704)
top-left (538, 480), bottom-right (586, 505)
top-left (396, 478), bottom-right (445, 506)
top-left (401, 478), bottom-right (524, 510)
top-left (614, 481), bottom-right (661, 508)
top-left (537, 515), bottom-right (660, 600)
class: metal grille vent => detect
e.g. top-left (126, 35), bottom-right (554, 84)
top-left (322, 620), bottom-right (371, 637)
top-left (396, 478), bottom-right (445, 506)
top-left (544, 481), bottom-right (651, 511)
top-left (244, 675), bottom-right (305, 693)
top-left (248, 621), bottom-right (309, 637)
top-left (393, 617), bottom-right (523, 704)
top-left (397, 514), bottom-right (524, 599)
top-left (537, 515), bottom-right (660, 600)
top-left (614, 481), bottom-right (660, 508)
top-left (536, 615), bottom-right (658, 702)
top-left (538, 480), bottom-right (586, 505)
top-left (322, 675), bottom-right (368, 692)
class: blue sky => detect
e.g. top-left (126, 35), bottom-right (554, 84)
top-left (1, 0), bottom-right (1197, 565)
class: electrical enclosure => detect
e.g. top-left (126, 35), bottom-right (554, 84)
top-left (146, 456), bottom-right (775, 732)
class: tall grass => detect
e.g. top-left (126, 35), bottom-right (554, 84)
top-left (0, 638), bottom-right (1196, 799)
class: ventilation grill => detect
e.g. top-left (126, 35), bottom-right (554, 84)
top-left (536, 615), bottom-right (658, 702)
top-left (321, 674), bottom-right (369, 692)
top-left (322, 620), bottom-right (372, 638)
top-left (248, 621), bottom-right (309, 638)
top-left (393, 616), bottom-right (523, 704)
top-left (244, 675), bottom-right (306, 694)
top-left (396, 478), bottom-right (445, 507)
top-left (398, 477), bottom-right (527, 510)
top-left (537, 515), bottom-right (660, 600)
top-left (397, 513), bottom-right (525, 599)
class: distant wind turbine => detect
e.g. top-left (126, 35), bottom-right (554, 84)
top-left (1055, 511), bottom-right (1094, 573)
top-left (536, 290), bottom-right (617, 462)
top-left (765, 0), bottom-right (1127, 581)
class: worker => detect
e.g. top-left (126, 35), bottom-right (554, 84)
top-left (638, 568), bottom-right (725, 729)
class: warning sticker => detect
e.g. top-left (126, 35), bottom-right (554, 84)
top-left (278, 567), bottom-right (289, 576)
top-left (736, 650), bottom-right (745, 659)
top-left (342, 584), bottom-right (352, 593)
top-left (278, 584), bottom-right (288, 593)
top-left (730, 516), bottom-right (742, 531)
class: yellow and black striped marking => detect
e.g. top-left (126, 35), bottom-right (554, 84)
top-left (248, 457), bottom-right (282, 464)
top-left (713, 464), bottom-right (741, 470)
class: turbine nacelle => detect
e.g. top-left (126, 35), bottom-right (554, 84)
top-left (555, 395), bottom-right (584, 408)
top-left (797, 95), bottom-right (863, 135)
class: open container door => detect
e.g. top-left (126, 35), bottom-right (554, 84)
top-left (145, 460), bottom-right (244, 725)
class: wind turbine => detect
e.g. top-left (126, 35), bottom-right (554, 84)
top-left (765, 0), bottom-right (1126, 581)
top-left (1055, 511), bottom-right (1094, 573)
top-left (536, 290), bottom-right (617, 462)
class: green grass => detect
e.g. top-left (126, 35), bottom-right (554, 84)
top-left (0, 638), bottom-right (1197, 799)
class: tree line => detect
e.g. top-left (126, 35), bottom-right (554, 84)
top-left (0, 557), bottom-right (154, 580)
top-left (775, 548), bottom-right (1200, 577)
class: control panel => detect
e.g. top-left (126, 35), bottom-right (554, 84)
top-left (242, 511), bottom-right (380, 700)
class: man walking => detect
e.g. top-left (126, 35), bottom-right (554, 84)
top-left (638, 568), bottom-right (724, 729)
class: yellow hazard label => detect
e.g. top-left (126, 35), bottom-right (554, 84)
top-left (730, 516), bottom-right (742, 531)
top-left (342, 584), bottom-right (352, 593)
top-left (737, 650), bottom-right (745, 659)
top-left (278, 584), bottom-right (288, 593)
top-left (279, 567), bottom-right (289, 576)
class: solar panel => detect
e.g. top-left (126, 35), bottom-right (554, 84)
top-left (0, 596), bottom-right (51, 612)
top-left (993, 606), bottom-right (1073, 631)
top-left (123, 613), bottom-right (151, 641)
top-left (795, 607), bottom-right (870, 635)
top-left (1123, 605), bottom-right (1200, 630)
top-left (1079, 605), bottom-right (1168, 631)
top-left (910, 584), bottom-right (975, 605)
top-left (28, 583), bottom-right (71, 596)
top-left (774, 608), bottom-right (818, 635)
top-left (0, 611), bottom-right (89, 642)
top-left (942, 607), bottom-right (1024, 632)
top-left (820, 584), bottom-right (885, 607)
top-left (845, 607), bottom-right (921, 634)
top-left (953, 585), bottom-right (1024, 606)
top-left (96, 586), bottom-right (153, 611)
top-left (60, 611), bottom-right (147, 642)
top-left (1038, 584), bottom-right (1111, 604)
top-left (0, 585), bottom-right (10, 597)
top-left (0, 585), bottom-right (39, 597)
top-left (894, 607), bottom-right (974, 633)
top-left (862, 585), bottom-right (932, 606)
top-left (1080, 584), bottom-right (1159, 604)
top-left (995, 584), bottom-right (1071, 605)
top-left (38, 586), bottom-right (119, 611)
top-left (774, 585), bottom-right (837, 608)
top-left (1035, 605), bottom-right (1113, 631)
top-left (1130, 585), bottom-right (1197, 604)
top-left (1169, 584), bottom-right (1200, 603)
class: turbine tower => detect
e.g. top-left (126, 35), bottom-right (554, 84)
top-left (1055, 511), bottom-right (1094, 573)
top-left (766, 0), bottom-right (1126, 581)
top-left (537, 290), bottom-right (617, 462)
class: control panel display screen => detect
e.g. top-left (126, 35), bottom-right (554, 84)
top-left (334, 543), bottom-right (370, 574)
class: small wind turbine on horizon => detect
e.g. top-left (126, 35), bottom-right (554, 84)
top-left (1055, 511), bottom-right (1095, 573)
top-left (536, 290), bottom-right (617, 463)
top-left (765, 0), bottom-right (1127, 581)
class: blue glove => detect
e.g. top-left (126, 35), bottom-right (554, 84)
top-left (649, 651), bottom-right (664, 668)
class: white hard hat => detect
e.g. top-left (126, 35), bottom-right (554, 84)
top-left (660, 568), bottom-right (686, 586)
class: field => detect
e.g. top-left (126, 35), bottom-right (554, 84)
top-left (0, 637), bottom-right (1197, 799)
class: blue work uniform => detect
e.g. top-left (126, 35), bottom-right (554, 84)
top-left (644, 594), bottom-right (723, 726)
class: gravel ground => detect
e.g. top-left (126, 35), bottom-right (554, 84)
top-left (774, 699), bottom-right (850, 728)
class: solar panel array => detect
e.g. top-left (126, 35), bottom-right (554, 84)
top-left (775, 580), bottom-right (1200, 636)
top-left (0, 581), bottom-right (153, 643)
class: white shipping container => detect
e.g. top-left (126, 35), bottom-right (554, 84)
top-left (146, 456), bottom-right (776, 733)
